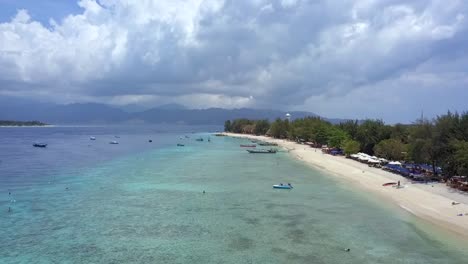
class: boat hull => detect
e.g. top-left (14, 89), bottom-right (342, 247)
top-left (246, 149), bottom-right (277, 154)
top-left (273, 185), bottom-right (293, 189)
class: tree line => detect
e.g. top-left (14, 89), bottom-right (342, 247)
top-left (224, 112), bottom-right (468, 178)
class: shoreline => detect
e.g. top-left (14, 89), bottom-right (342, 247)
top-left (223, 132), bottom-right (468, 240)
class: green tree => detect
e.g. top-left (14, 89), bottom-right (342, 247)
top-left (374, 139), bottom-right (407, 161)
top-left (338, 120), bottom-right (359, 139)
top-left (452, 140), bottom-right (468, 176)
top-left (270, 118), bottom-right (289, 138)
top-left (356, 119), bottom-right (391, 154)
top-left (224, 120), bottom-right (231, 132)
top-left (328, 128), bottom-right (349, 148)
top-left (254, 119), bottom-right (270, 135)
top-left (343, 139), bottom-right (360, 156)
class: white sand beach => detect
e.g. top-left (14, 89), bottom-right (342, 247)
top-left (224, 133), bottom-right (468, 239)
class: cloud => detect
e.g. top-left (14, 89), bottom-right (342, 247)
top-left (0, 0), bottom-right (467, 121)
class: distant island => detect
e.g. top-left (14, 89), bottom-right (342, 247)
top-left (0, 120), bottom-right (48, 126)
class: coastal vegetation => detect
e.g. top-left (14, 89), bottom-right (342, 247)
top-left (0, 120), bottom-right (48, 126)
top-left (224, 112), bottom-right (468, 178)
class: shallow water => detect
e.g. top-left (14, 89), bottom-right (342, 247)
top-left (1, 127), bottom-right (467, 263)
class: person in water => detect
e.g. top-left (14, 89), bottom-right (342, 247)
top-left (345, 248), bottom-right (350, 252)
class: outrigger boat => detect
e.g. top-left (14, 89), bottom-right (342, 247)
top-left (246, 149), bottom-right (277, 154)
top-left (273, 183), bottom-right (293, 189)
top-left (258, 142), bottom-right (278, 146)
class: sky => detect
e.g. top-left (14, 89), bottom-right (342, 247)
top-left (0, 0), bottom-right (467, 123)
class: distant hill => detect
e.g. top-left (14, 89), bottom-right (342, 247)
top-left (0, 120), bottom-right (48, 126)
top-left (0, 97), bottom-right (350, 125)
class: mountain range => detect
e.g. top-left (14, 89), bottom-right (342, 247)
top-left (0, 97), bottom-right (348, 125)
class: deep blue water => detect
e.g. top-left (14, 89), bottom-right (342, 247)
top-left (0, 125), bottom-right (219, 188)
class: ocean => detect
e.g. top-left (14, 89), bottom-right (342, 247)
top-left (0, 126), bottom-right (467, 263)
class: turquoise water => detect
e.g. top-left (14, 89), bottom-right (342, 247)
top-left (1, 131), bottom-right (467, 263)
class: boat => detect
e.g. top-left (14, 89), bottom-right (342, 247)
top-left (258, 142), bottom-right (278, 146)
top-left (177, 143), bottom-right (185, 146)
top-left (240, 144), bottom-right (256, 148)
top-left (246, 149), bottom-right (277, 154)
top-left (273, 184), bottom-right (293, 189)
top-left (90, 136), bottom-right (96, 140)
top-left (148, 139), bottom-right (152, 143)
top-left (196, 138), bottom-right (204, 142)
top-left (109, 141), bottom-right (119, 144)
top-left (33, 143), bottom-right (47, 148)
top-left (382, 182), bottom-right (397, 186)
top-left (114, 136), bottom-right (120, 138)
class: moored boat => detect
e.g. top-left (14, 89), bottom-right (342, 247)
top-left (240, 144), bottom-right (256, 148)
top-left (33, 143), bottom-right (47, 148)
top-left (196, 138), bottom-right (204, 142)
top-left (247, 149), bottom-right (277, 154)
top-left (382, 182), bottom-right (397, 186)
top-left (273, 183), bottom-right (293, 189)
top-left (258, 142), bottom-right (278, 146)
top-left (177, 143), bottom-right (185, 146)
top-left (109, 141), bottom-right (119, 144)
top-left (90, 136), bottom-right (96, 140)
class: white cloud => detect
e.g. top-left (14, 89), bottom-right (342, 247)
top-left (0, 0), bottom-right (467, 121)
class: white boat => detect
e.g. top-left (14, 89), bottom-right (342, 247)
top-left (109, 141), bottom-right (119, 144)
top-left (90, 136), bottom-right (96, 140)
top-left (273, 184), bottom-right (293, 189)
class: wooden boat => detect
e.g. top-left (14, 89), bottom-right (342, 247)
top-left (273, 184), bottom-right (293, 189)
top-left (177, 143), bottom-right (185, 146)
top-left (258, 142), bottom-right (278, 146)
top-left (246, 149), bottom-right (277, 154)
top-left (33, 143), bottom-right (47, 148)
top-left (196, 138), bottom-right (204, 142)
top-left (240, 144), bottom-right (256, 148)
top-left (382, 182), bottom-right (397, 186)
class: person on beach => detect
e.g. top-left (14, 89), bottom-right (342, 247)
top-left (398, 181), bottom-right (400, 187)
